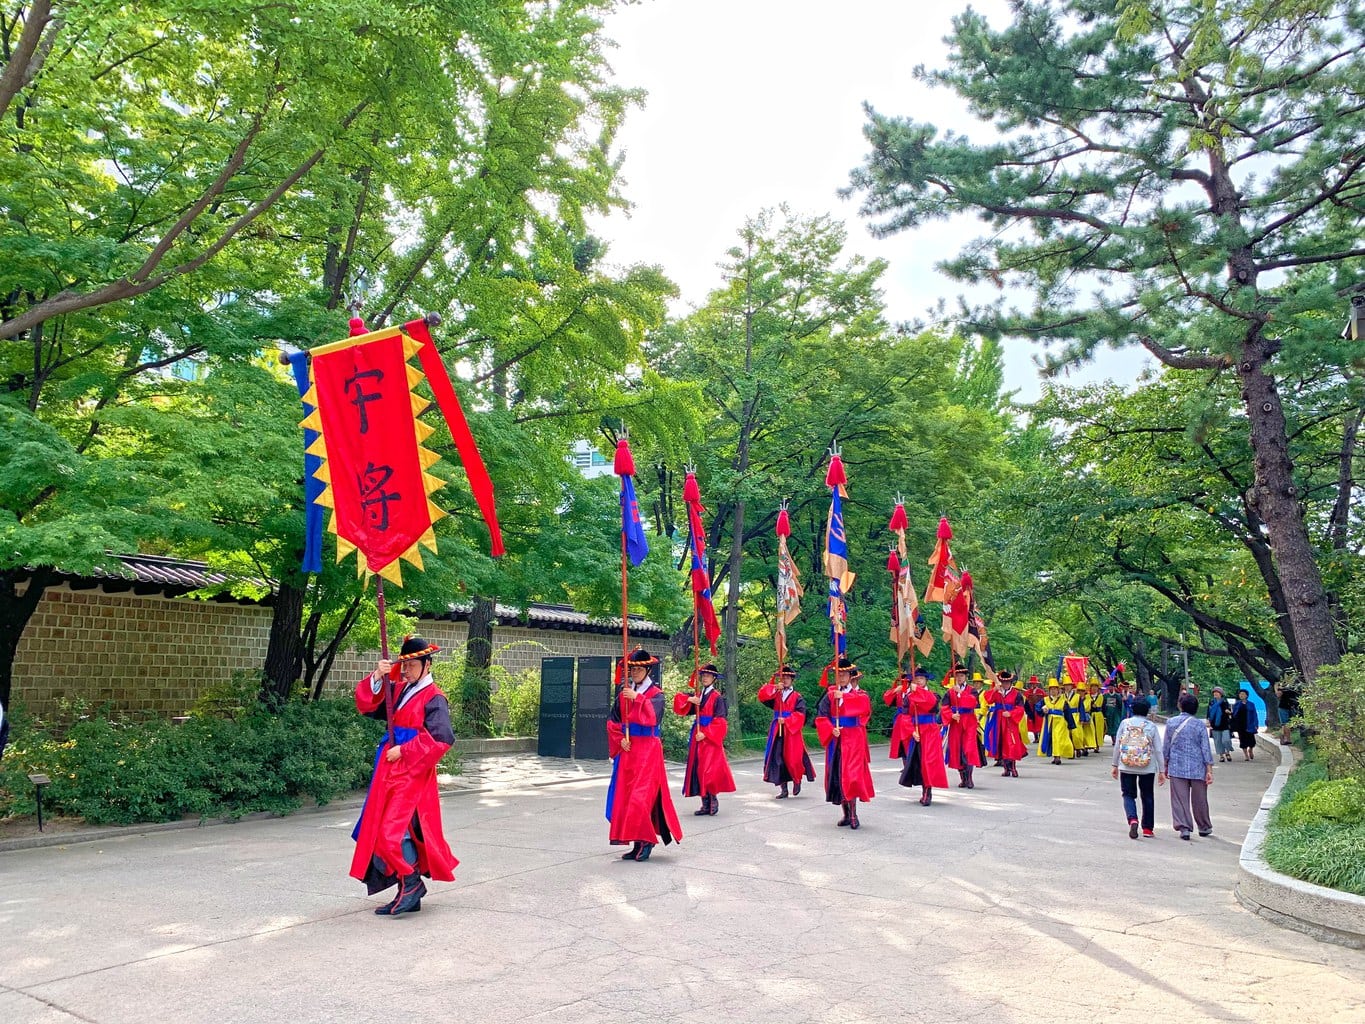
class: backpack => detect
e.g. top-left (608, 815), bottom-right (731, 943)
top-left (1117, 720), bottom-right (1153, 770)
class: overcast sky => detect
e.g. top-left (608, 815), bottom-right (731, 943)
top-left (589, 0), bottom-right (1151, 402)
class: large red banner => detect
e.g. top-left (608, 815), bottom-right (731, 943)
top-left (307, 328), bottom-right (441, 583)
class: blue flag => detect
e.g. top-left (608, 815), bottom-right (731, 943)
top-left (288, 351), bottom-right (325, 574)
top-left (621, 475), bottom-right (650, 566)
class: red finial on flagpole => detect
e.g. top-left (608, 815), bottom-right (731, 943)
top-left (937, 515), bottom-right (953, 540)
top-left (776, 499), bottom-right (791, 538)
top-left (682, 470), bottom-right (700, 503)
top-left (888, 503), bottom-right (908, 532)
top-left (825, 454), bottom-right (847, 489)
top-left (348, 316), bottom-right (367, 336)
top-left (614, 436), bottom-right (636, 477)
top-left (887, 548), bottom-right (901, 573)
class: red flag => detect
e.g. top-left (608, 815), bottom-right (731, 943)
top-left (683, 470), bottom-right (721, 654)
top-left (924, 515), bottom-right (957, 603)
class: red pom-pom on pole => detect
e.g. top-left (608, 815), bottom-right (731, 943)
top-left (775, 508), bottom-right (791, 537)
top-left (348, 316), bottom-right (368, 337)
top-left (614, 437), bottom-right (636, 477)
top-left (961, 571), bottom-right (973, 589)
top-left (888, 503), bottom-right (908, 532)
top-left (887, 549), bottom-right (901, 573)
top-left (682, 472), bottom-right (700, 503)
top-left (936, 516), bottom-right (953, 540)
top-left (825, 454), bottom-right (847, 489)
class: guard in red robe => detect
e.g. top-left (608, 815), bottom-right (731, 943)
top-left (942, 665), bottom-right (983, 788)
top-left (351, 635), bottom-right (458, 917)
top-left (984, 670), bottom-right (1029, 777)
top-left (1023, 675), bottom-right (1047, 741)
top-left (606, 647), bottom-right (683, 861)
top-left (814, 656), bottom-right (875, 829)
top-left (757, 665), bottom-right (816, 798)
top-left (884, 666), bottom-right (949, 805)
top-left (673, 662), bottom-right (737, 815)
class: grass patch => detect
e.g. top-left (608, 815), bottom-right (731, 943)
top-left (1263, 746), bottom-right (1365, 897)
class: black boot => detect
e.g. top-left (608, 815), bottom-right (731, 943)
top-left (387, 872), bottom-right (426, 917)
top-left (836, 801), bottom-right (851, 826)
top-left (965, 765), bottom-right (975, 789)
top-left (694, 796), bottom-right (710, 816)
top-left (708, 795), bottom-right (719, 815)
top-left (793, 778), bottom-right (802, 796)
top-left (776, 783), bottom-right (789, 799)
top-left (634, 842), bottom-right (655, 861)
top-left (849, 802), bottom-right (860, 830)
top-left (957, 769), bottom-right (968, 788)
top-left (621, 841), bottom-right (643, 860)
top-left (922, 787), bottom-right (932, 806)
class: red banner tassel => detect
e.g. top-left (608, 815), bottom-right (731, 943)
top-left (614, 437), bottom-right (637, 477)
top-left (888, 503), bottom-right (908, 532)
top-left (775, 507), bottom-right (791, 537)
top-left (825, 454), bottom-right (847, 489)
top-left (403, 317), bottom-right (505, 557)
top-left (937, 515), bottom-right (953, 540)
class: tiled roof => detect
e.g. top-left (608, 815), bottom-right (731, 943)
top-left (423, 602), bottom-right (670, 639)
top-left (36, 554), bottom-right (672, 635)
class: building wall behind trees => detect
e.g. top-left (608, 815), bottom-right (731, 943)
top-left (13, 585), bottom-right (636, 717)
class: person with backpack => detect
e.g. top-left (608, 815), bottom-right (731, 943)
top-left (1111, 698), bottom-right (1166, 839)
top-left (1165, 693), bottom-right (1215, 840)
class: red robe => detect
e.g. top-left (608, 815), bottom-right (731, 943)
top-left (884, 684), bottom-right (949, 788)
top-left (607, 681), bottom-right (683, 847)
top-left (815, 687), bottom-right (875, 802)
top-left (673, 686), bottom-right (737, 797)
top-left (350, 675), bottom-right (458, 894)
top-left (983, 686), bottom-right (1029, 760)
top-left (1023, 686), bottom-right (1047, 736)
top-left (757, 682), bottom-right (816, 785)
top-left (941, 685), bottom-right (983, 769)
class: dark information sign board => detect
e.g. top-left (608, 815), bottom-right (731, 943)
top-left (574, 656), bottom-right (613, 760)
top-left (537, 657), bottom-right (575, 758)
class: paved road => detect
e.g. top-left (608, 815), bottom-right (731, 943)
top-left (3, 743), bottom-right (1362, 1024)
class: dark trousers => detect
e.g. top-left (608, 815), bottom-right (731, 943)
top-left (1120, 771), bottom-right (1155, 831)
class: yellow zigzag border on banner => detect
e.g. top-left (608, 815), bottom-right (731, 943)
top-left (298, 328), bottom-right (446, 587)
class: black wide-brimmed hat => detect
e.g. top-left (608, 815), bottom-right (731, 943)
top-left (913, 666), bottom-right (931, 679)
top-left (398, 635), bottom-right (440, 661)
top-left (997, 670), bottom-right (1016, 683)
top-left (625, 647), bottom-right (659, 666)
top-left (776, 665), bottom-right (797, 679)
top-left (697, 662), bottom-right (722, 679)
top-left (834, 656), bottom-right (862, 680)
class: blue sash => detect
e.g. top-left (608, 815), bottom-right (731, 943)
top-left (834, 715), bottom-right (861, 727)
top-left (913, 714), bottom-right (938, 725)
top-left (351, 726), bottom-right (420, 841)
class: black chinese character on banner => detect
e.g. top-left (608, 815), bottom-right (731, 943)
top-left (357, 461), bottom-right (401, 531)
top-left (344, 368), bottom-right (384, 434)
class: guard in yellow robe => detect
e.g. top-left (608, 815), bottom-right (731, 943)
top-left (1087, 682), bottom-right (1106, 751)
top-left (1066, 679), bottom-right (1091, 757)
top-left (1038, 680), bottom-right (1075, 764)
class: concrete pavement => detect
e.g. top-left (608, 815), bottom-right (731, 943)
top-left (2, 743), bottom-right (1362, 1024)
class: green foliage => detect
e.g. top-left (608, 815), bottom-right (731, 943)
top-left (490, 667), bottom-right (542, 738)
top-left (1275, 779), bottom-right (1365, 828)
top-left (1299, 656), bottom-right (1365, 779)
top-left (0, 695), bottom-right (380, 825)
top-left (1263, 822), bottom-right (1365, 898)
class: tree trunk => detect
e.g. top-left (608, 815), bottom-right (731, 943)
top-left (261, 579), bottom-right (306, 707)
top-left (0, 567), bottom-right (53, 711)
top-left (1237, 340), bottom-right (1342, 684)
top-left (463, 595), bottom-right (495, 737)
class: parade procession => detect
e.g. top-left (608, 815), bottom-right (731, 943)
top-left (290, 326), bottom-right (1143, 909)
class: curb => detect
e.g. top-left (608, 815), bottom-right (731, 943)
top-left (1234, 735), bottom-right (1365, 950)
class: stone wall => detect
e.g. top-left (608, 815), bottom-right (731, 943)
top-left (11, 584), bottom-right (643, 717)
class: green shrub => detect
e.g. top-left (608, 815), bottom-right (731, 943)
top-left (1263, 821), bottom-right (1365, 898)
top-left (1275, 777), bottom-right (1365, 827)
top-left (0, 694), bottom-right (381, 825)
top-left (1299, 655), bottom-right (1365, 779)
top-left (490, 668), bottom-right (540, 737)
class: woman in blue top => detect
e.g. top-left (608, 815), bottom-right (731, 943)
top-left (1205, 686), bottom-right (1233, 763)
top-left (1229, 688), bottom-right (1259, 761)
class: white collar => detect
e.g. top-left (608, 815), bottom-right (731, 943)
top-left (396, 673), bottom-right (434, 711)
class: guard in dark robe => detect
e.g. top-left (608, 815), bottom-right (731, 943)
top-left (674, 663), bottom-right (737, 815)
top-left (884, 666), bottom-right (948, 805)
top-left (351, 635), bottom-right (458, 917)
top-left (606, 647), bottom-right (683, 861)
top-left (941, 666), bottom-right (983, 788)
top-left (815, 656), bottom-right (875, 829)
top-left (757, 666), bottom-right (816, 798)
